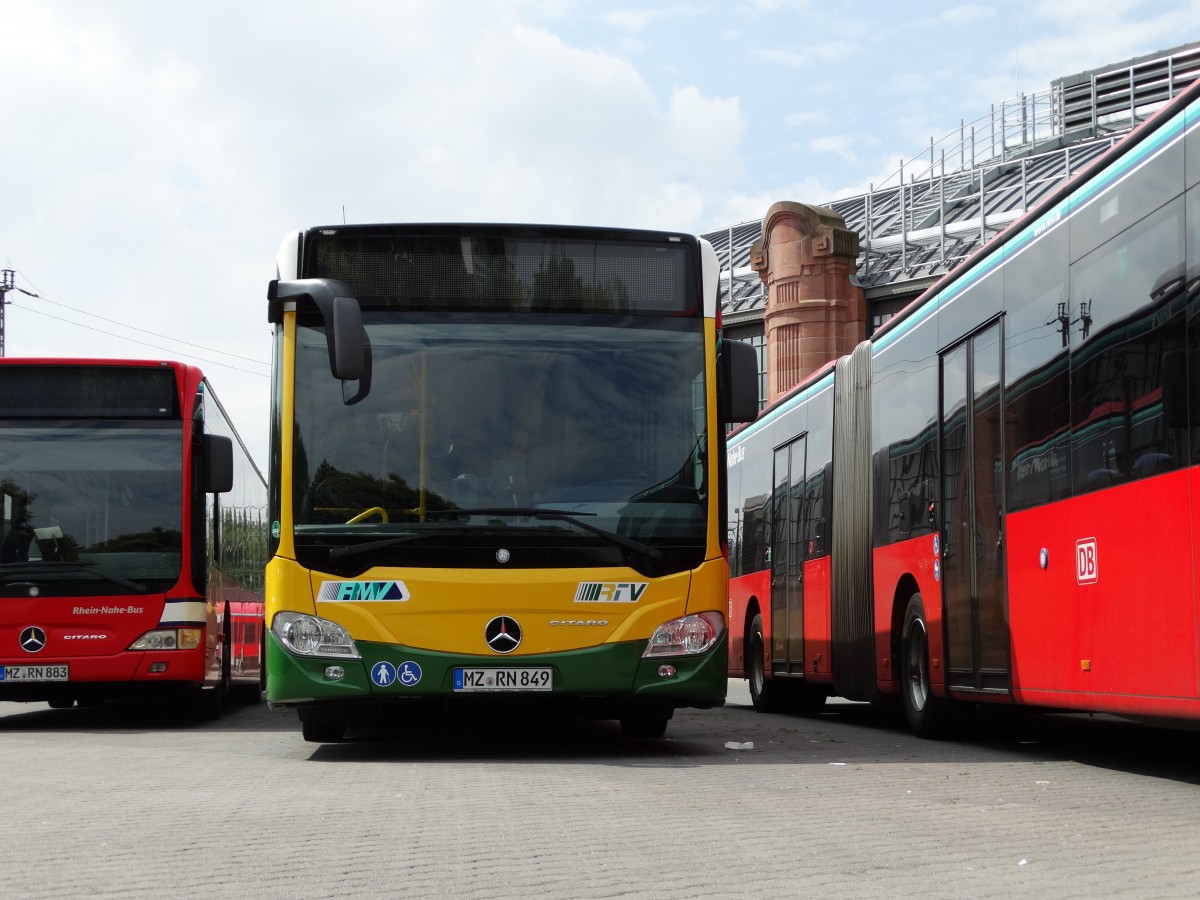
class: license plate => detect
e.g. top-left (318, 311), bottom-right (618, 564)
top-left (1, 664), bottom-right (69, 682)
top-left (453, 667), bottom-right (552, 692)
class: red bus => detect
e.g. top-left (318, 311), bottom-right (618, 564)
top-left (0, 359), bottom-right (268, 718)
top-left (727, 75), bottom-right (1200, 736)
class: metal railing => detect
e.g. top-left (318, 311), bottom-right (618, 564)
top-left (712, 42), bottom-right (1200, 307)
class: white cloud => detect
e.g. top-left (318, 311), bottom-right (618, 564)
top-left (0, 1), bottom-right (756, 465)
top-left (926, 4), bottom-right (996, 27)
top-left (717, 170), bottom-right (840, 227)
top-left (736, 0), bottom-right (816, 13)
top-left (754, 40), bottom-right (858, 69)
top-left (809, 134), bottom-right (860, 162)
top-left (600, 4), bottom-right (698, 32)
top-left (785, 109), bottom-right (826, 128)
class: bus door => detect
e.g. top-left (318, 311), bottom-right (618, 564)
top-left (940, 322), bottom-right (1010, 693)
top-left (770, 436), bottom-right (807, 673)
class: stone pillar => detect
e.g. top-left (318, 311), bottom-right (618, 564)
top-left (750, 201), bottom-right (865, 403)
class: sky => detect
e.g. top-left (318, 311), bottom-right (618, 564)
top-left (2, 0), bottom-right (1198, 467)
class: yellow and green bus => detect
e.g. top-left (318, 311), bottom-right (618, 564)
top-left (264, 223), bottom-right (757, 742)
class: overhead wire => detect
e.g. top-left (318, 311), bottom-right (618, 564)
top-left (38, 295), bottom-right (267, 365)
top-left (14, 305), bottom-right (270, 378)
top-left (5, 268), bottom-right (270, 378)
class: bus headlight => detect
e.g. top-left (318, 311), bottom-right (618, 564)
top-left (271, 611), bottom-right (361, 659)
top-left (642, 611), bottom-right (724, 658)
top-left (129, 628), bottom-right (202, 651)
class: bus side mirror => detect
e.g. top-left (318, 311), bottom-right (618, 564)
top-left (720, 339), bottom-right (759, 424)
top-left (328, 296), bottom-right (365, 382)
top-left (204, 434), bottom-right (234, 494)
top-left (268, 278), bottom-right (365, 381)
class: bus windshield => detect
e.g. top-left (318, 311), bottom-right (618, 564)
top-left (290, 313), bottom-right (707, 575)
top-left (0, 422), bottom-right (183, 595)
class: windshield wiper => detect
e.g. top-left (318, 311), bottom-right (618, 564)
top-left (326, 527), bottom-right (472, 562)
top-left (0, 561), bottom-right (149, 594)
top-left (327, 507), bottom-right (662, 563)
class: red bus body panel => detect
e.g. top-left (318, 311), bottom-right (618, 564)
top-left (802, 556), bottom-right (833, 682)
top-left (1007, 469), bottom-right (1199, 715)
top-left (0, 599), bottom-right (212, 684)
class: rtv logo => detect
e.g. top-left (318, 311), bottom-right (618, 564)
top-left (1076, 538), bottom-right (1098, 584)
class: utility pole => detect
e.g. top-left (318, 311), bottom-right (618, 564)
top-left (0, 270), bottom-right (39, 357)
top-left (0, 269), bottom-right (13, 357)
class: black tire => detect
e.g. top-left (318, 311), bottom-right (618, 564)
top-left (230, 681), bottom-right (263, 706)
top-left (791, 684), bottom-right (827, 716)
top-left (619, 712), bottom-right (670, 739)
top-left (747, 613), bottom-right (786, 712)
top-left (229, 624), bottom-right (264, 706)
top-left (193, 683), bottom-right (225, 721)
top-left (193, 612), bottom-right (231, 721)
top-left (301, 718), bottom-right (346, 743)
top-left (900, 592), bottom-right (950, 738)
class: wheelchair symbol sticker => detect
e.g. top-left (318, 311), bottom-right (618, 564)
top-left (370, 661), bottom-right (397, 686)
top-left (398, 661), bottom-right (422, 686)
top-left (370, 660), bottom-right (421, 687)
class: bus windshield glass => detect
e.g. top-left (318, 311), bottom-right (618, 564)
top-left (0, 422), bottom-right (184, 595)
top-left (291, 314), bottom-right (707, 575)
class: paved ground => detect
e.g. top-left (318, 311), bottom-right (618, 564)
top-left (2, 680), bottom-right (1199, 898)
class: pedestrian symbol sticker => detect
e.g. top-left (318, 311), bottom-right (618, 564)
top-left (371, 661), bottom-right (397, 686)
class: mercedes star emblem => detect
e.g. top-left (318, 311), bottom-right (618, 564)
top-left (20, 626), bottom-right (47, 654)
top-left (484, 616), bottom-right (521, 654)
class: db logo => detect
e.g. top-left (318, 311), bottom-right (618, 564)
top-left (1076, 538), bottom-right (1098, 584)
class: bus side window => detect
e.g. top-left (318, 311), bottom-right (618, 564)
top-left (1162, 350), bottom-right (1195, 429)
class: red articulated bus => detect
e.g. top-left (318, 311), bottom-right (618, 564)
top-left (0, 359), bottom-right (268, 718)
top-left (726, 75), bottom-right (1200, 735)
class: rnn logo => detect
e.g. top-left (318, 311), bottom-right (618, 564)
top-left (318, 580), bottom-right (411, 602)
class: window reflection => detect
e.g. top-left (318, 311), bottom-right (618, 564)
top-left (0, 424), bottom-right (183, 593)
top-left (291, 316), bottom-right (708, 572)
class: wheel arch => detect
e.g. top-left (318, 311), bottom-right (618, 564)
top-left (887, 573), bottom-right (921, 695)
top-left (742, 594), bottom-right (765, 671)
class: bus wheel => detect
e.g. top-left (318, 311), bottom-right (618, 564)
top-left (620, 712), bottom-right (670, 739)
top-left (900, 592), bottom-right (949, 738)
top-left (747, 613), bottom-right (784, 713)
top-left (301, 718), bottom-right (346, 743)
top-left (791, 684), bottom-right (827, 716)
top-left (194, 684), bottom-right (225, 722)
top-left (230, 681), bottom-right (263, 706)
